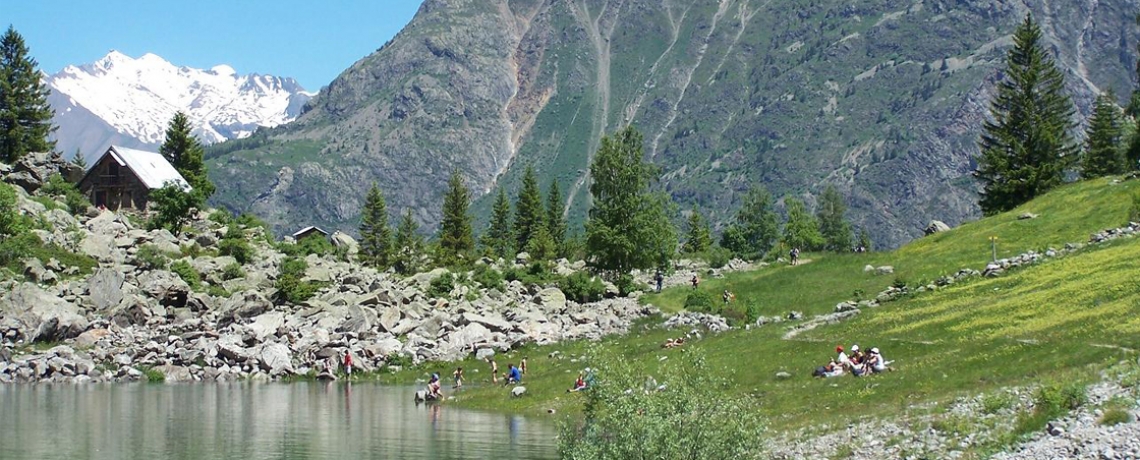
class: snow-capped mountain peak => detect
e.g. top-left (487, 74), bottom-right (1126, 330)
top-left (48, 51), bottom-right (313, 159)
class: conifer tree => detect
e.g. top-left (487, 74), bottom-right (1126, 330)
top-left (0, 26), bottom-right (55, 163)
top-left (719, 185), bottom-right (779, 259)
top-left (481, 187), bottom-right (514, 259)
top-left (438, 169), bottom-right (474, 263)
top-left (160, 112), bottom-right (215, 199)
top-left (975, 14), bottom-right (1078, 215)
top-left (682, 206), bottom-right (712, 254)
top-left (585, 127), bottom-right (677, 275)
top-left (817, 185), bottom-right (852, 252)
top-left (358, 183), bottom-right (393, 269)
top-left (71, 149), bottom-right (86, 169)
top-left (525, 221), bottom-right (556, 261)
top-left (782, 198), bottom-right (824, 251)
top-left (513, 165), bottom-right (545, 253)
top-left (394, 209), bottom-right (424, 275)
top-left (1081, 93), bottom-right (1124, 179)
top-left (546, 180), bottom-right (566, 251)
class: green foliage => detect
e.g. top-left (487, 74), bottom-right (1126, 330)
top-left (275, 257), bottom-right (321, 304)
top-left (981, 392), bottom-right (1015, 414)
top-left (546, 180), bottom-right (566, 254)
top-left (206, 285), bottom-right (230, 298)
top-left (169, 260), bottom-right (202, 291)
top-left (524, 222), bottom-right (556, 261)
top-left (782, 197), bottom-right (824, 251)
top-left (295, 233), bottom-right (333, 256)
top-left (0, 231), bottom-right (95, 278)
top-left (481, 187), bottom-right (514, 260)
top-left (471, 264), bottom-right (504, 292)
top-left (585, 127), bottom-right (677, 276)
top-left (221, 262), bottom-right (245, 280)
top-left (704, 245), bottom-right (732, 269)
top-left (857, 229), bottom-right (873, 252)
top-left (684, 289), bottom-right (716, 313)
top-left (70, 150), bottom-right (86, 169)
top-left (218, 237), bottom-right (254, 265)
top-left (817, 185), bottom-right (853, 252)
top-left (721, 185), bottom-right (780, 259)
top-left (682, 207), bottom-right (712, 253)
top-left (613, 273), bottom-right (644, 297)
top-left (976, 14), bottom-right (1078, 215)
top-left (1081, 92), bottom-right (1126, 179)
top-left (139, 366), bottom-right (165, 383)
top-left (558, 347), bottom-right (765, 460)
top-left (1129, 191), bottom-right (1140, 224)
top-left (513, 165), bottom-right (545, 253)
top-left (234, 213), bottom-right (271, 236)
top-left (135, 245), bottom-right (172, 270)
top-left (359, 183), bottom-right (393, 269)
top-left (428, 272), bottom-right (456, 299)
top-left (38, 174), bottom-right (90, 215)
top-left (0, 26), bottom-right (55, 163)
top-left (0, 183), bottom-right (29, 237)
top-left (394, 209), bottom-right (425, 275)
top-left (438, 169), bottom-right (474, 264)
top-left (560, 271), bottom-right (606, 303)
top-left (207, 209), bottom-right (231, 224)
top-left (160, 111), bottom-right (214, 199)
top-left (1099, 407), bottom-right (1134, 426)
top-left (147, 183), bottom-right (201, 235)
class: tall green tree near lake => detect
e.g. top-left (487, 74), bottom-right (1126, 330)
top-left (482, 187), bottom-right (514, 260)
top-left (546, 180), bottom-right (566, 253)
top-left (585, 127), bottom-right (676, 275)
top-left (782, 197), bottom-right (824, 251)
top-left (975, 14), bottom-right (1078, 215)
top-left (817, 184), bottom-right (853, 252)
top-left (394, 208), bottom-right (424, 275)
top-left (720, 185), bottom-right (779, 259)
top-left (358, 183), bottom-right (393, 269)
top-left (513, 165), bottom-right (545, 253)
top-left (437, 169), bottom-right (474, 263)
top-left (0, 26), bottom-right (55, 163)
top-left (160, 112), bottom-right (214, 199)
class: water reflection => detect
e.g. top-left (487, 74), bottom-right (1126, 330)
top-left (0, 383), bottom-right (556, 460)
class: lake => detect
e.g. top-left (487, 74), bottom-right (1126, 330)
top-left (0, 383), bottom-right (557, 459)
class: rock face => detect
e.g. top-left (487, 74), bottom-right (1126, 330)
top-left (0, 283), bottom-right (88, 342)
top-left (207, 0), bottom-right (1139, 249)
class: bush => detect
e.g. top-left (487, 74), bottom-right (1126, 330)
top-left (428, 272), bottom-right (456, 299)
top-left (1099, 407), bottom-right (1133, 426)
top-left (1035, 382), bottom-right (1087, 418)
top-left (275, 257), bottom-right (321, 304)
top-left (208, 209), bottom-right (232, 224)
top-left (221, 262), bottom-right (246, 280)
top-left (560, 272), bottom-right (606, 303)
top-left (0, 183), bottom-right (30, 238)
top-left (1129, 191), bottom-right (1140, 224)
top-left (136, 245), bottom-right (172, 270)
top-left (981, 392), bottom-right (1015, 414)
top-left (218, 237), bottom-right (254, 264)
top-left (1, 232), bottom-right (96, 278)
top-left (614, 273), bottom-right (644, 297)
top-left (892, 277), bottom-right (908, 290)
top-left (558, 346), bottom-right (765, 459)
top-left (169, 260), bottom-right (202, 291)
top-left (39, 174), bottom-right (90, 215)
top-left (684, 289), bottom-right (716, 313)
top-left (206, 285), bottom-right (230, 298)
top-left (705, 245), bottom-right (732, 269)
top-left (471, 264), bottom-right (504, 291)
top-left (148, 184), bottom-right (201, 235)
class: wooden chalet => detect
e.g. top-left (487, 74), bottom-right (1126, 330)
top-left (292, 226), bottom-right (330, 241)
top-left (77, 145), bottom-right (191, 210)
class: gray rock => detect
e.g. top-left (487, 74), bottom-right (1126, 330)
top-left (875, 266), bottom-right (894, 275)
top-left (159, 365), bottom-right (193, 383)
top-left (378, 307), bottom-right (402, 333)
top-left (257, 343), bottom-right (294, 376)
top-left (511, 386), bottom-right (527, 397)
top-left (476, 348), bottom-right (496, 361)
top-left (137, 270), bottom-right (191, 308)
top-left (220, 291), bottom-right (272, 321)
top-left (247, 312), bottom-right (285, 342)
top-left (330, 231), bottom-right (359, 255)
top-left (73, 329), bottom-right (111, 348)
top-left (924, 220), bottom-right (951, 235)
top-left (87, 268), bottom-right (125, 311)
top-left (462, 312), bottom-right (512, 332)
top-left (0, 283), bottom-right (88, 341)
top-left (537, 288), bottom-right (567, 311)
top-left (1018, 212), bottom-right (1039, 220)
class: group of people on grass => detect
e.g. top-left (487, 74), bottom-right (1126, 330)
top-left (814, 344), bottom-right (892, 378)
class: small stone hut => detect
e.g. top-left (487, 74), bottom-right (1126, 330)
top-left (77, 145), bottom-right (190, 210)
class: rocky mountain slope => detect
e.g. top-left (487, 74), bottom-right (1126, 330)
top-left (206, 0), bottom-right (1140, 248)
top-left (47, 51), bottom-right (313, 162)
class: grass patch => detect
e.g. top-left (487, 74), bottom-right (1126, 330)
top-left (1099, 407), bottom-right (1134, 426)
top-left (139, 366), bottom-right (165, 383)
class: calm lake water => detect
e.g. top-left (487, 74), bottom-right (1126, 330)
top-left (0, 383), bottom-right (557, 460)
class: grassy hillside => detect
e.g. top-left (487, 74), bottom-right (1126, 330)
top-left (403, 178), bottom-right (1140, 434)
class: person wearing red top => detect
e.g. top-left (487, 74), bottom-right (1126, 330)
top-left (343, 352), bottom-right (353, 376)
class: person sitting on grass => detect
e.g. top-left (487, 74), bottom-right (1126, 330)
top-left (505, 364), bottom-right (522, 385)
top-left (567, 372), bottom-right (587, 392)
top-left (867, 347), bottom-right (893, 373)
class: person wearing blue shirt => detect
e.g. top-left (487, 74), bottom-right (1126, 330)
top-left (506, 364), bottom-right (522, 384)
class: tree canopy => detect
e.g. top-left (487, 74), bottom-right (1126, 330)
top-left (160, 112), bottom-right (214, 199)
top-left (0, 26), bottom-right (55, 163)
top-left (358, 183), bottom-right (393, 269)
top-left (720, 185), bottom-right (779, 259)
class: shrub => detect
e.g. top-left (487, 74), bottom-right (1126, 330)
top-left (221, 262), bottom-right (246, 280)
top-left (275, 257), bottom-right (321, 304)
top-left (169, 260), bottom-right (202, 291)
top-left (428, 272), bottom-right (456, 299)
top-left (981, 392), bottom-right (1015, 414)
top-left (614, 273), bottom-right (644, 297)
top-left (558, 346), bottom-right (765, 459)
top-left (0, 183), bottom-right (30, 237)
top-left (139, 366), bottom-right (165, 383)
top-left (39, 175), bottom-right (90, 215)
top-left (1099, 407), bottom-right (1133, 426)
top-left (560, 272), bottom-right (606, 303)
top-left (705, 245), bottom-right (732, 269)
top-left (892, 277), bottom-right (908, 290)
top-left (219, 237), bottom-right (254, 264)
top-left (147, 184), bottom-right (201, 235)
top-left (1034, 382), bottom-right (1087, 420)
top-left (136, 245), bottom-right (172, 270)
top-left (208, 209), bottom-right (232, 224)
top-left (1129, 191), bottom-right (1140, 224)
top-left (471, 264), bottom-right (504, 292)
top-left (0, 232), bottom-right (38, 273)
top-left (684, 289), bottom-right (716, 313)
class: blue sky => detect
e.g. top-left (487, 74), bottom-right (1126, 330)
top-left (0, 0), bottom-right (423, 90)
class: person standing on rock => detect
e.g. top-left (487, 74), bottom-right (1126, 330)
top-left (343, 351), bottom-right (353, 377)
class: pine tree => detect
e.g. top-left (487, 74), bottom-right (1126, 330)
top-left (975, 14), bottom-right (1078, 215)
top-left (546, 180), bottom-right (566, 252)
top-left (682, 206), bottom-right (712, 254)
top-left (481, 187), bottom-right (514, 259)
top-left (525, 221), bottom-right (556, 261)
top-left (160, 112), bottom-right (215, 199)
top-left (394, 209), bottom-right (424, 275)
top-left (513, 165), bottom-right (545, 253)
top-left (0, 26), bottom-right (55, 163)
top-left (585, 127), bottom-right (677, 275)
top-left (71, 148), bottom-right (86, 169)
top-left (358, 183), bottom-right (393, 269)
top-left (817, 185), bottom-right (853, 252)
top-left (1081, 93), bottom-right (1125, 178)
top-left (720, 185), bottom-right (779, 259)
top-left (438, 169), bottom-right (474, 263)
top-left (782, 198), bottom-right (824, 251)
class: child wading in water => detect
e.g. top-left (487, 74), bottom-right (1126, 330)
top-left (343, 352), bottom-right (353, 377)
top-left (453, 367), bottom-right (463, 388)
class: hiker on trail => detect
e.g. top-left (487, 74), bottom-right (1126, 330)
top-left (655, 270), bottom-right (664, 292)
top-left (343, 352), bottom-right (353, 377)
top-left (790, 247), bottom-right (800, 266)
top-left (453, 367), bottom-right (464, 388)
top-left (691, 274), bottom-right (700, 289)
top-left (520, 357), bottom-right (528, 375)
top-left (488, 358), bottom-right (499, 384)
top-left (429, 373), bottom-right (443, 399)
top-left (505, 364), bottom-right (522, 385)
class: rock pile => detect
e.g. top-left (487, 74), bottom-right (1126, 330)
top-left (662, 312), bottom-right (732, 333)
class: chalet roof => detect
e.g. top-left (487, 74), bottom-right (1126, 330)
top-left (292, 226), bottom-right (329, 238)
top-left (80, 145), bottom-right (191, 191)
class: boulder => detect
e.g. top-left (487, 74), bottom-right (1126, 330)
top-left (22, 258), bottom-right (56, 284)
top-left (74, 329), bottom-right (111, 348)
top-left (80, 233), bottom-right (115, 261)
top-left (924, 220), bottom-right (951, 235)
top-left (257, 343), bottom-right (294, 376)
top-left (378, 307), bottom-right (402, 333)
top-left (511, 386), bottom-right (526, 397)
top-left (216, 335), bottom-right (250, 362)
top-left (536, 288), bottom-right (567, 311)
top-left (158, 365), bottom-right (193, 383)
top-left (87, 268), bottom-right (125, 311)
top-left (137, 270), bottom-right (190, 308)
top-left (0, 283), bottom-right (88, 341)
top-left (220, 291), bottom-right (272, 321)
top-left (247, 312), bottom-right (285, 342)
top-left (475, 348), bottom-right (496, 361)
top-left (461, 312), bottom-right (512, 333)
top-left (874, 266), bottom-right (894, 275)
top-left (449, 323), bottom-right (494, 351)
top-left (365, 338), bottom-right (403, 358)
top-left (1018, 212), bottom-right (1039, 220)
top-left (330, 231), bottom-right (359, 255)
top-left (2, 151), bottom-right (76, 193)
